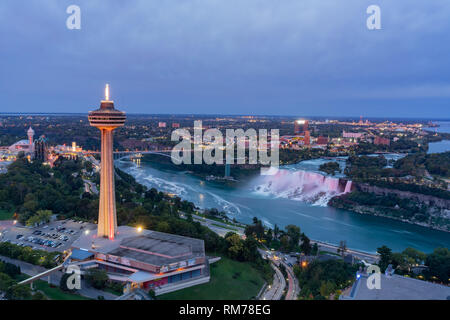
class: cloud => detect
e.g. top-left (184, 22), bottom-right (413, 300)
top-left (0, 0), bottom-right (449, 117)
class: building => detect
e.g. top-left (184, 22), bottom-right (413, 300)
top-left (88, 84), bottom-right (126, 240)
top-left (172, 123), bottom-right (180, 128)
top-left (34, 135), bottom-right (48, 162)
top-left (158, 122), bottom-right (167, 128)
top-left (341, 273), bottom-right (450, 300)
top-left (9, 127), bottom-right (35, 153)
top-left (304, 130), bottom-right (310, 146)
top-left (75, 84), bottom-right (211, 297)
top-left (343, 131), bottom-right (363, 139)
top-left (316, 136), bottom-right (329, 145)
top-left (70, 226), bottom-right (210, 295)
top-left (294, 120), bottom-right (308, 135)
top-left (27, 127), bottom-right (35, 145)
top-left (374, 136), bottom-right (390, 146)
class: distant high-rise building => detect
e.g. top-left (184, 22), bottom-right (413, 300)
top-left (304, 130), bottom-right (310, 146)
top-left (88, 84), bottom-right (126, 240)
top-left (27, 127), bottom-right (35, 146)
top-left (34, 136), bottom-right (48, 162)
top-left (294, 120), bottom-right (309, 135)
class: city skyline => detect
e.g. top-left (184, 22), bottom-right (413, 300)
top-left (1, 1), bottom-right (450, 118)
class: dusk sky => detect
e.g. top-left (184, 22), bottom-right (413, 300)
top-left (1, 0), bottom-right (449, 118)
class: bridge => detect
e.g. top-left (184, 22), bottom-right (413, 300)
top-left (60, 149), bottom-right (235, 178)
top-left (82, 149), bottom-right (174, 160)
top-left (18, 264), bottom-right (65, 286)
top-left (18, 255), bottom-right (72, 287)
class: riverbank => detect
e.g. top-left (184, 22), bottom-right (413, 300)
top-left (330, 199), bottom-right (450, 233)
top-left (329, 188), bottom-right (450, 233)
top-left (117, 158), bottom-right (450, 254)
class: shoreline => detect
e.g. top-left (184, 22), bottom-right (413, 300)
top-left (329, 201), bottom-right (450, 234)
top-left (117, 159), bottom-right (450, 254)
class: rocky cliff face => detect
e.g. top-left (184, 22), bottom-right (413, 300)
top-left (329, 183), bottom-right (450, 232)
top-left (356, 183), bottom-right (450, 210)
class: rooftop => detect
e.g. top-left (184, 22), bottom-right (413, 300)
top-left (71, 226), bottom-right (205, 267)
top-left (348, 274), bottom-right (450, 300)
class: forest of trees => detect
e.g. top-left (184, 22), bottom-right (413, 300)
top-left (377, 245), bottom-right (450, 284)
top-left (0, 157), bottom-right (274, 284)
top-left (294, 259), bottom-right (360, 300)
top-left (319, 161), bottom-right (341, 175)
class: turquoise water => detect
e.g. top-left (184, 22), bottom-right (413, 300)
top-left (117, 159), bottom-right (450, 254)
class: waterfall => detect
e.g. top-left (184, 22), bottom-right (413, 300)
top-left (344, 180), bottom-right (353, 193)
top-left (253, 169), bottom-right (352, 206)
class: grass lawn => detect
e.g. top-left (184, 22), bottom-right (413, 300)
top-left (33, 280), bottom-right (91, 300)
top-left (159, 256), bottom-right (264, 300)
top-left (211, 223), bottom-right (239, 232)
top-left (14, 274), bottom-right (90, 300)
top-left (0, 209), bottom-right (13, 220)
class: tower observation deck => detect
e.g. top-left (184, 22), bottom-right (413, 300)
top-left (88, 84), bottom-right (126, 240)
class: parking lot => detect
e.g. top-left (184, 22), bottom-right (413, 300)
top-left (0, 219), bottom-right (96, 253)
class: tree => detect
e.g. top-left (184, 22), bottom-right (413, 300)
top-left (377, 245), bottom-right (393, 272)
top-left (85, 268), bottom-right (109, 290)
top-left (280, 235), bottom-right (290, 252)
top-left (60, 272), bottom-right (76, 292)
top-left (285, 225), bottom-right (301, 250)
top-left (156, 221), bottom-right (170, 233)
top-left (148, 289), bottom-right (156, 299)
top-left (402, 247), bottom-right (426, 264)
top-left (0, 273), bottom-right (14, 292)
top-left (273, 224), bottom-right (280, 239)
top-left (32, 291), bottom-right (47, 300)
top-left (337, 240), bottom-right (347, 258)
top-left (312, 243), bottom-right (319, 256)
top-left (300, 234), bottom-right (312, 255)
top-left (225, 233), bottom-right (244, 261)
top-left (245, 218), bottom-right (265, 240)
top-left (26, 210), bottom-right (52, 227)
top-left (5, 284), bottom-right (32, 300)
top-left (425, 247), bottom-right (450, 284)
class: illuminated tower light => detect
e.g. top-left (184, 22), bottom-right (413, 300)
top-left (88, 84), bottom-right (126, 240)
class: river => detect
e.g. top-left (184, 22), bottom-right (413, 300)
top-left (427, 121), bottom-right (450, 154)
top-left (117, 158), bottom-right (450, 254)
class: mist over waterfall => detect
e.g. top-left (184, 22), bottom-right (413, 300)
top-left (253, 169), bottom-right (353, 206)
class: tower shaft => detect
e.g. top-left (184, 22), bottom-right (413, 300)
top-left (98, 128), bottom-right (117, 239)
top-left (89, 84), bottom-right (126, 240)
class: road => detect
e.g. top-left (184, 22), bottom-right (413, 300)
top-left (258, 248), bottom-right (299, 300)
top-left (261, 262), bottom-right (285, 300)
top-left (180, 213), bottom-right (246, 237)
top-left (280, 260), bottom-right (300, 300)
top-left (83, 179), bottom-right (99, 195)
top-left (311, 240), bottom-right (379, 264)
top-left (0, 255), bottom-right (117, 300)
